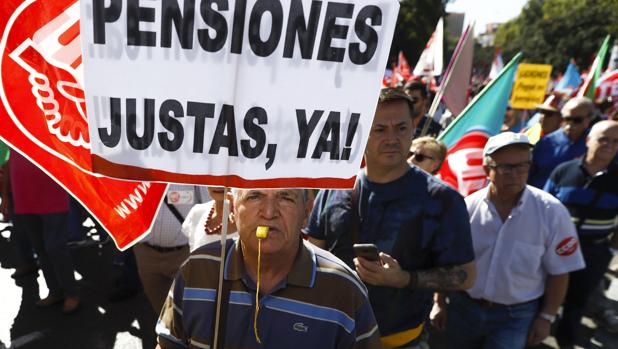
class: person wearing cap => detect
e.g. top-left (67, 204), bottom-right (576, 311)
top-left (305, 87), bottom-right (475, 348)
top-left (524, 97), bottom-right (563, 144)
top-left (433, 132), bottom-right (585, 349)
top-left (544, 120), bottom-right (618, 348)
top-left (156, 188), bottom-right (381, 349)
top-left (404, 80), bottom-right (443, 139)
top-left (528, 97), bottom-right (594, 188)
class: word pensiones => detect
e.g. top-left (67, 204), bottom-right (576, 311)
top-left (92, 0), bottom-right (383, 65)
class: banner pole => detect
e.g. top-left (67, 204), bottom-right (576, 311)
top-left (213, 186), bottom-right (231, 349)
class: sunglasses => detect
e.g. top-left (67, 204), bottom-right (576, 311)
top-left (409, 151), bottom-right (435, 162)
top-left (562, 116), bottom-right (587, 124)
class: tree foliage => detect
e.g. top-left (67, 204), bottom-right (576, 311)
top-left (389, 0), bottom-right (451, 65)
top-left (494, 0), bottom-right (618, 74)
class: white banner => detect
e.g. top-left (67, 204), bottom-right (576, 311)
top-left (80, 0), bottom-right (399, 188)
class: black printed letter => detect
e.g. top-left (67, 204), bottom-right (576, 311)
top-left (161, 0), bottom-right (196, 49)
top-left (93, 0), bottom-right (122, 44)
top-left (317, 2), bottom-right (354, 62)
top-left (158, 99), bottom-right (185, 152)
top-left (349, 6), bottom-right (381, 65)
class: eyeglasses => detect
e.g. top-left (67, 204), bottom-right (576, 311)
top-left (562, 115), bottom-right (588, 124)
top-left (487, 161), bottom-right (531, 174)
top-left (409, 151), bottom-right (435, 162)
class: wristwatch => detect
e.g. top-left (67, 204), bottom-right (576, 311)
top-left (538, 312), bottom-right (556, 323)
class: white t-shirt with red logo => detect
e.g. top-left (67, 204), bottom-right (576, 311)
top-left (464, 185), bottom-right (585, 305)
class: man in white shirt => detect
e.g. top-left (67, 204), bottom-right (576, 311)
top-left (134, 184), bottom-right (209, 313)
top-left (434, 132), bottom-right (585, 348)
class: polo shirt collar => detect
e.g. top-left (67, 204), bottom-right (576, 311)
top-left (482, 185), bottom-right (529, 208)
top-left (223, 239), bottom-right (317, 288)
top-left (577, 158), bottom-right (613, 178)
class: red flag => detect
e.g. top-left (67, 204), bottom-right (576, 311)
top-left (0, 0), bottom-right (167, 250)
top-left (390, 63), bottom-right (399, 87)
top-left (397, 51), bottom-right (412, 81)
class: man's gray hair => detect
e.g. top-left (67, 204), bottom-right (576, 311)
top-left (231, 188), bottom-right (308, 203)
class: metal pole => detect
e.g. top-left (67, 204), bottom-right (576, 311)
top-left (212, 186), bottom-right (230, 349)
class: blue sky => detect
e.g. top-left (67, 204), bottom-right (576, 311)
top-left (446, 0), bottom-right (529, 33)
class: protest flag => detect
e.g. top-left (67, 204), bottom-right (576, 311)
top-left (488, 48), bottom-right (504, 80)
top-left (397, 51), bottom-right (412, 81)
top-left (413, 18), bottom-right (444, 77)
top-left (440, 24), bottom-right (475, 118)
top-left (419, 24), bottom-right (474, 137)
top-left (554, 59), bottom-right (583, 95)
top-left (578, 35), bottom-right (611, 99)
top-left (437, 52), bottom-right (523, 196)
top-left (0, 0), bottom-right (168, 250)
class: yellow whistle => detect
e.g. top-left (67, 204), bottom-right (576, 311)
top-left (256, 226), bottom-right (269, 239)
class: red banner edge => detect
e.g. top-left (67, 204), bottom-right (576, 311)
top-left (91, 155), bottom-right (357, 189)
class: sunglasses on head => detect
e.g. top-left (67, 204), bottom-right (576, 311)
top-left (562, 115), bottom-right (587, 124)
top-left (409, 151), bottom-right (434, 162)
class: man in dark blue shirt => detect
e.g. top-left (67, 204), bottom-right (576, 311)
top-left (305, 88), bottom-right (476, 348)
top-left (528, 97), bottom-right (594, 188)
top-left (544, 120), bottom-right (618, 347)
top-left (404, 80), bottom-right (442, 139)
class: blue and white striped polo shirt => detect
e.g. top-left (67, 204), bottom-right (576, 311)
top-left (157, 239), bottom-right (380, 349)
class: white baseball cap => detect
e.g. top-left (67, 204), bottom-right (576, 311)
top-left (483, 132), bottom-right (533, 157)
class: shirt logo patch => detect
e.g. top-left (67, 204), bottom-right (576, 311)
top-left (293, 322), bottom-right (309, 333)
top-left (556, 237), bottom-right (578, 256)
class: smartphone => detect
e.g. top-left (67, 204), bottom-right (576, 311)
top-left (353, 244), bottom-right (380, 262)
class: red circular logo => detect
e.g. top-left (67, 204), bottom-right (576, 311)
top-left (556, 237), bottom-right (578, 256)
top-left (1, 0), bottom-right (92, 172)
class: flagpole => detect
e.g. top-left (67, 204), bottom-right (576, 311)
top-left (213, 186), bottom-right (231, 349)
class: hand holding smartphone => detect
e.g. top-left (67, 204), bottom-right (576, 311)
top-left (353, 244), bottom-right (381, 262)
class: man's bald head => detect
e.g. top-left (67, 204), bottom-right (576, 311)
top-left (589, 120), bottom-right (618, 138)
top-left (561, 97), bottom-right (594, 116)
top-left (585, 120), bottom-right (618, 166)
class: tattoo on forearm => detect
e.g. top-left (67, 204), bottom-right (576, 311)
top-left (415, 266), bottom-right (468, 291)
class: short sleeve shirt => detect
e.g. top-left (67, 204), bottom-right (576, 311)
top-left (465, 185), bottom-right (585, 304)
top-left (157, 239), bottom-right (381, 349)
top-left (181, 200), bottom-right (239, 252)
top-left (305, 167), bottom-right (475, 337)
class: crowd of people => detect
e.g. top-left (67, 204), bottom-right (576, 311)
top-left (2, 81), bottom-right (618, 349)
